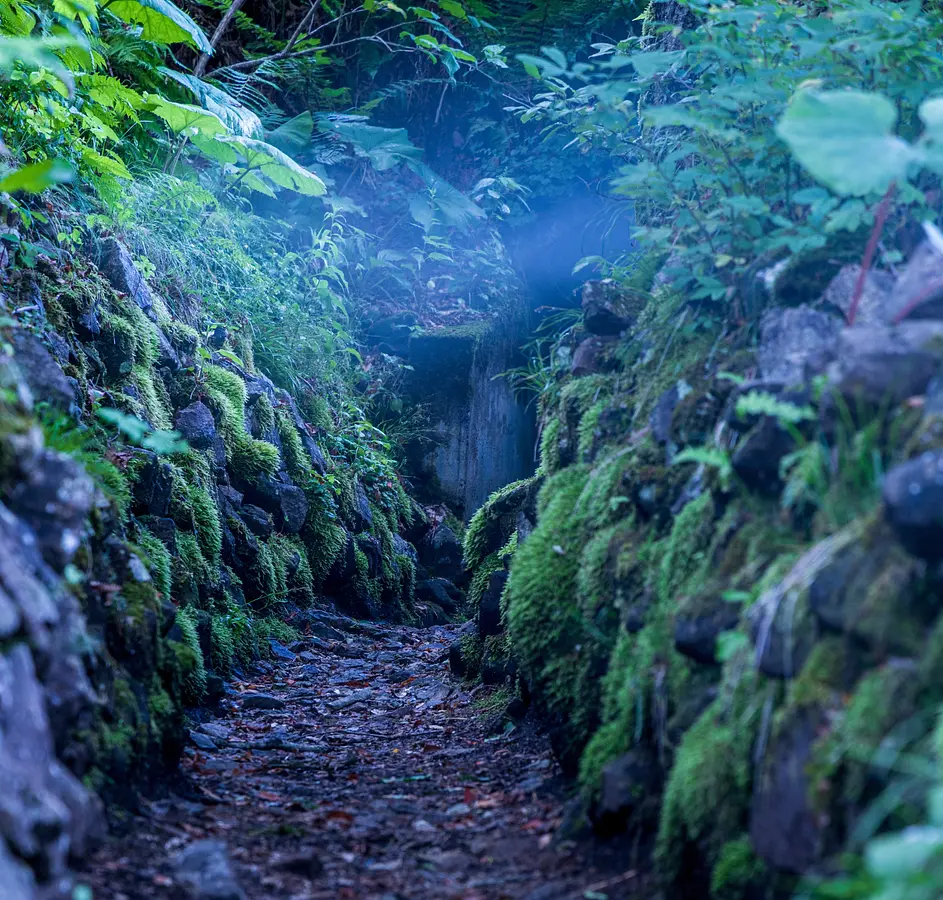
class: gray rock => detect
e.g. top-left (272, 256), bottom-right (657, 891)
top-left (276, 392), bottom-right (327, 475)
top-left (650, 384), bottom-right (681, 447)
top-left (10, 330), bottom-right (77, 412)
top-left (759, 305), bottom-right (842, 385)
top-left (351, 480), bottom-right (374, 533)
top-left (826, 321), bottom-right (943, 410)
top-left (416, 578), bottom-right (460, 615)
top-left (239, 693), bottom-right (285, 711)
top-left (190, 730), bottom-right (217, 751)
top-left (98, 236), bottom-right (154, 311)
top-left (174, 840), bottom-right (245, 900)
top-left (448, 620), bottom-right (477, 678)
top-left (6, 432), bottom-right (95, 572)
top-left (582, 279), bottom-right (634, 335)
top-left (477, 570), bottom-right (506, 637)
top-left (674, 595), bottom-right (741, 665)
top-left (139, 516), bottom-right (178, 555)
top-left (0, 841), bottom-right (34, 899)
top-left (731, 416), bottom-right (796, 495)
top-left (750, 711), bottom-right (824, 873)
top-left (130, 450), bottom-right (174, 517)
top-left (593, 748), bottom-right (660, 832)
top-left (275, 483), bottom-right (308, 534)
top-left (155, 325), bottom-right (181, 371)
top-left (197, 723), bottom-right (231, 742)
top-left (268, 640), bottom-right (297, 662)
top-left (175, 402), bottom-right (217, 450)
top-left (571, 335), bottom-right (618, 377)
top-left (888, 239), bottom-right (943, 322)
top-left (883, 451), bottom-right (943, 560)
top-left (240, 504), bottom-right (273, 539)
top-left (420, 524), bottom-right (463, 583)
top-left (821, 264), bottom-right (894, 326)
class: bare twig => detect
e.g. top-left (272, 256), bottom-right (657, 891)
top-left (194, 0), bottom-right (248, 77)
top-left (848, 181), bottom-right (896, 326)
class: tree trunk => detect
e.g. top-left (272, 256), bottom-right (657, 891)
top-left (193, 0), bottom-right (247, 77)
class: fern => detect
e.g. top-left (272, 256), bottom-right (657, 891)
top-left (735, 391), bottom-right (815, 426)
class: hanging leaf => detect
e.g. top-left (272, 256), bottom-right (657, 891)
top-left (222, 135), bottom-right (327, 196)
top-left (318, 117), bottom-right (422, 170)
top-left (776, 89), bottom-right (914, 196)
top-left (104, 0), bottom-right (213, 53)
top-left (145, 94), bottom-right (228, 137)
top-left (436, 0), bottom-right (465, 18)
top-left (266, 112), bottom-right (314, 154)
top-left (0, 158), bottom-right (73, 194)
top-left (629, 48), bottom-right (685, 79)
top-left (158, 68), bottom-right (263, 137)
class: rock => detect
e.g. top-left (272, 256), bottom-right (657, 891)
top-left (272, 851), bottom-right (324, 880)
top-left (821, 264), bottom-right (894, 326)
top-left (749, 539), bottom-right (831, 679)
top-left (366, 311), bottom-right (417, 356)
top-left (420, 523), bottom-right (464, 583)
top-left (98, 236), bottom-right (154, 311)
top-left (650, 383), bottom-right (683, 447)
top-left (750, 711), bottom-right (824, 873)
top-left (275, 483), bottom-right (307, 534)
top-left (175, 402), bottom-right (217, 450)
top-left (240, 504), bottom-right (273, 539)
top-left (731, 416), bottom-right (796, 495)
top-left (174, 840), bottom-right (245, 900)
top-left (351, 480), bottom-right (374, 533)
top-left (198, 723), bottom-right (231, 742)
top-left (156, 325), bottom-right (181, 371)
top-left (268, 640), bottom-right (296, 662)
top-left (10, 330), bottom-right (77, 412)
top-left (448, 621), bottom-right (477, 678)
top-left (6, 433), bottom-right (96, 571)
top-left (217, 486), bottom-right (244, 514)
top-left (571, 335), bottom-right (618, 377)
top-left (478, 570), bottom-right (507, 637)
top-left (130, 450), bottom-right (174, 517)
top-left (759, 305), bottom-right (842, 385)
top-left (883, 452), bottom-right (943, 560)
top-left (674, 595), bottom-right (741, 665)
top-left (139, 516), bottom-right (178, 555)
top-left (190, 730), bottom-right (217, 751)
top-left (0, 842), bottom-right (34, 899)
top-left (581, 279), bottom-right (634, 335)
top-left (276, 392), bottom-right (327, 475)
top-left (888, 238), bottom-right (943, 322)
top-left (826, 321), bottom-right (943, 411)
top-left (239, 693), bottom-right (285, 711)
top-left (808, 517), bottom-right (929, 654)
top-left (416, 578), bottom-right (460, 614)
top-left (593, 748), bottom-right (660, 833)
top-left (481, 638), bottom-right (510, 685)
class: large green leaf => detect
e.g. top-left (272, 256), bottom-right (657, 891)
top-left (407, 161), bottom-right (485, 230)
top-left (267, 112), bottom-right (314, 154)
top-left (318, 117), bottom-right (422, 170)
top-left (776, 89), bottom-right (914, 196)
top-left (0, 35), bottom-right (80, 91)
top-left (145, 93), bottom-right (228, 137)
top-left (0, 159), bottom-right (73, 194)
top-left (222, 136), bottom-right (327, 196)
top-left (159, 68), bottom-right (263, 138)
top-left (104, 0), bottom-right (212, 52)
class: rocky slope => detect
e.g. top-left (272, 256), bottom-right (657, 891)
top-left (0, 221), bottom-right (465, 896)
top-left (457, 234), bottom-right (943, 896)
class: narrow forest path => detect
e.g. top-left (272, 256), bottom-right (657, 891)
top-left (81, 615), bottom-right (638, 900)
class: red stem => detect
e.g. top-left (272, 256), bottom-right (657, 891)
top-left (847, 181), bottom-right (896, 327)
top-left (891, 274), bottom-right (943, 325)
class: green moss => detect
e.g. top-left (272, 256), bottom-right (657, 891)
top-left (539, 416), bottom-right (562, 474)
top-left (173, 605), bottom-right (207, 704)
top-left (463, 476), bottom-right (537, 573)
top-left (269, 534), bottom-right (315, 607)
top-left (710, 837), bottom-right (767, 900)
top-left (657, 491), bottom-right (716, 604)
top-left (276, 406), bottom-right (314, 485)
top-left (655, 695), bottom-right (756, 881)
top-left (577, 397), bottom-right (609, 461)
top-left (203, 364), bottom-right (280, 478)
top-left (301, 505), bottom-right (346, 587)
top-left (165, 320), bottom-right (200, 353)
top-left (138, 527), bottom-right (172, 600)
top-left (255, 394), bottom-right (276, 435)
top-left (229, 328), bottom-right (255, 372)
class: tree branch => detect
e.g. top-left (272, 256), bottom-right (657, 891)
top-left (194, 0), bottom-right (248, 77)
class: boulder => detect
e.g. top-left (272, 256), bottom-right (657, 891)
top-left (650, 383), bottom-right (684, 447)
top-left (807, 517), bottom-right (929, 655)
top-left (674, 594), bottom-right (741, 665)
top-left (759, 305), bottom-right (842, 385)
top-left (6, 432), bottom-right (96, 572)
top-left (416, 578), bottom-right (461, 615)
top-left (240, 504), bottom-right (273, 539)
top-left (98, 236), bottom-right (154, 311)
top-left (350, 480), bottom-right (374, 533)
top-left (571, 335), bottom-right (618, 377)
top-left (592, 747), bottom-right (661, 834)
top-left (731, 416), bottom-right (796, 495)
top-left (275, 483), bottom-right (308, 534)
top-left (750, 710), bottom-right (824, 873)
top-left (883, 451), bottom-right (943, 560)
top-left (173, 840), bottom-right (245, 900)
top-left (138, 516), bottom-right (178, 555)
top-left (175, 402), bottom-right (217, 450)
top-left (825, 321), bottom-right (943, 411)
top-left (581, 279), bottom-right (634, 335)
top-left (10, 330), bottom-right (77, 412)
top-left (821, 264), bottom-right (894, 326)
top-left (448, 620), bottom-right (477, 678)
top-left (478, 569), bottom-right (507, 637)
top-left (888, 239), bottom-right (943, 322)
top-left (420, 523), bottom-right (464, 583)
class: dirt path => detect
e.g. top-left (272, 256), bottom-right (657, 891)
top-left (81, 616), bottom-right (638, 900)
